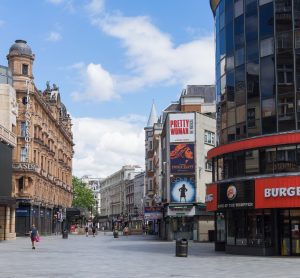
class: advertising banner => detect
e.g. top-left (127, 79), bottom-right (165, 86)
top-left (218, 181), bottom-right (254, 209)
top-left (170, 175), bottom-right (196, 203)
top-left (255, 176), bottom-right (300, 209)
top-left (170, 143), bottom-right (195, 173)
top-left (144, 206), bottom-right (163, 220)
top-left (205, 184), bottom-right (217, 211)
top-left (169, 113), bottom-right (195, 143)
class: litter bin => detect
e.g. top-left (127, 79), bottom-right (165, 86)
top-left (113, 230), bottom-right (119, 238)
top-left (62, 229), bottom-right (68, 239)
top-left (176, 239), bottom-right (188, 257)
top-left (208, 230), bottom-right (215, 242)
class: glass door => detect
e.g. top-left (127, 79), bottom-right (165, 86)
top-left (280, 210), bottom-right (290, 256)
top-left (290, 210), bottom-right (300, 256)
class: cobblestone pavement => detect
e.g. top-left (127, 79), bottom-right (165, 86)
top-left (0, 232), bottom-right (299, 278)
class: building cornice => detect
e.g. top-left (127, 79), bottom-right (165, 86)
top-left (208, 131), bottom-right (300, 159)
top-left (0, 124), bottom-right (16, 147)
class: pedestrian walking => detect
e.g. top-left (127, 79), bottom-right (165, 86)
top-left (29, 224), bottom-right (39, 250)
top-left (92, 226), bottom-right (96, 237)
top-left (85, 226), bottom-right (89, 237)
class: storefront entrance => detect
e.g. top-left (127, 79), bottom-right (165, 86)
top-left (280, 209), bottom-right (300, 256)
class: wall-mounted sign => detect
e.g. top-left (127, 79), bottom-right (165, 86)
top-left (170, 143), bottom-right (195, 173)
top-left (255, 176), bottom-right (300, 209)
top-left (169, 113), bottom-right (195, 143)
top-left (218, 181), bottom-right (254, 209)
top-left (206, 184), bottom-right (217, 211)
top-left (170, 175), bottom-right (196, 203)
top-left (24, 80), bottom-right (31, 161)
top-left (144, 206), bottom-right (163, 220)
top-left (167, 205), bottom-right (195, 217)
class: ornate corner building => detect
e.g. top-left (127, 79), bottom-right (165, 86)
top-left (7, 40), bottom-right (74, 236)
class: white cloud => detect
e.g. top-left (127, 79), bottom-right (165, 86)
top-left (47, 0), bottom-right (65, 4)
top-left (71, 63), bottom-right (117, 102)
top-left (72, 116), bottom-right (145, 178)
top-left (85, 0), bottom-right (105, 16)
top-left (98, 15), bottom-right (215, 87)
top-left (0, 20), bottom-right (5, 27)
top-left (46, 31), bottom-right (62, 42)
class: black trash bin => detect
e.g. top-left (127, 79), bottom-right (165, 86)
top-left (208, 230), bottom-right (215, 242)
top-left (176, 239), bottom-right (188, 257)
top-left (62, 229), bottom-right (68, 239)
top-left (113, 230), bottom-right (119, 238)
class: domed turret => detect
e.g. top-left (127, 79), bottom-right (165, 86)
top-left (9, 40), bottom-right (33, 56)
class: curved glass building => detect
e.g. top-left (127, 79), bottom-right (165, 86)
top-left (207, 0), bottom-right (300, 255)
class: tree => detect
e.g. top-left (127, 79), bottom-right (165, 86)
top-left (72, 176), bottom-right (95, 210)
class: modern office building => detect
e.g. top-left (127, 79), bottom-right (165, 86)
top-left (207, 0), bottom-right (300, 255)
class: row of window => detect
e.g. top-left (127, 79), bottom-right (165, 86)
top-left (213, 144), bottom-right (300, 181)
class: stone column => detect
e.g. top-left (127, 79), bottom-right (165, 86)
top-left (0, 207), bottom-right (5, 240)
top-left (5, 206), bottom-right (10, 240)
top-left (10, 207), bottom-right (16, 240)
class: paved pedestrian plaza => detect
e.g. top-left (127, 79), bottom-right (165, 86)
top-left (0, 232), bottom-right (299, 278)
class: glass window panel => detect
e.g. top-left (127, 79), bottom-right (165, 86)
top-left (235, 0), bottom-right (244, 18)
top-left (295, 30), bottom-right (300, 49)
top-left (226, 55), bottom-right (235, 72)
top-left (236, 105), bottom-right (246, 123)
top-left (260, 37), bottom-right (274, 57)
top-left (295, 12), bottom-right (300, 29)
top-left (235, 65), bottom-right (246, 106)
top-left (245, 150), bottom-right (259, 174)
top-left (247, 61), bottom-right (259, 98)
top-left (235, 47), bottom-right (245, 67)
top-left (227, 210), bottom-right (236, 245)
top-left (227, 126), bottom-right (236, 142)
top-left (262, 98), bottom-right (276, 117)
top-left (245, 11), bottom-right (258, 43)
top-left (226, 21), bottom-right (234, 55)
top-left (276, 146), bottom-right (297, 173)
top-left (261, 56), bottom-right (275, 99)
top-left (226, 71), bottom-right (235, 108)
top-left (220, 58), bottom-right (226, 76)
top-left (226, 0), bottom-right (234, 24)
top-left (275, 0), bottom-right (293, 32)
top-left (220, 28), bottom-right (226, 59)
top-left (220, 12), bottom-right (225, 30)
top-left (235, 15), bottom-right (244, 49)
top-left (247, 40), bottom-right (259, 61)
top-left (236, 122), bottom-right (247, 140)
top-left (228, 108), bottom-right (236, 127)
top-left (262, 116), bottom-right (277, 134)
top-left (277, 31), bottom-right (293, 50)
top-left (259, 0), bottom-right (272, 5)
top-left (259, 2), bottom-right (274, 39)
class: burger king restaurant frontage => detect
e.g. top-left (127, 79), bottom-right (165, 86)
top-left (206, 176), bottom-right (300, 256)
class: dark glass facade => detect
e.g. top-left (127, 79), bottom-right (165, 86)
top-left (215, 0), bottom-right (300, 144)
top-left (209, 0), bottom-right (300, 256)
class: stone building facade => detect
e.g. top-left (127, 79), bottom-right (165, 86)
top-left (7, 40), bottom-right (73, 236)
top-left (0, 65), bottom-right (18, 240)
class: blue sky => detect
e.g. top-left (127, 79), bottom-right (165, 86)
top-left (0, 0), bottom-right (215, 178)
